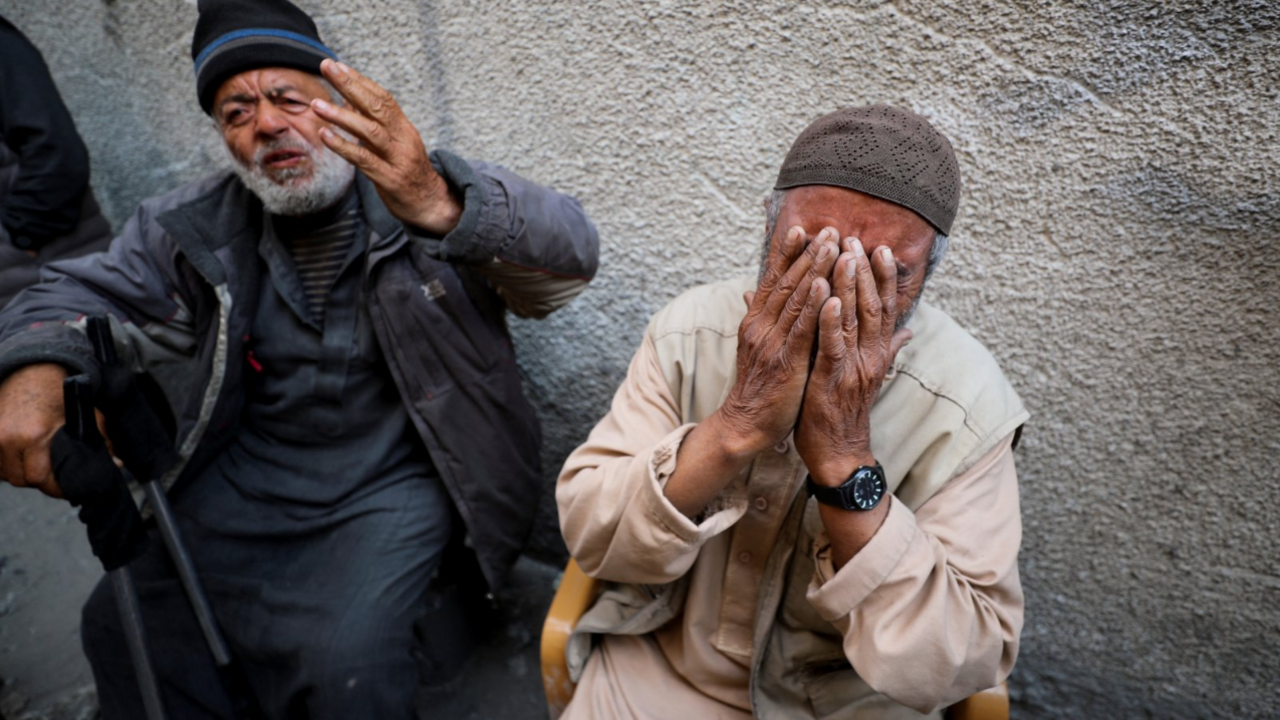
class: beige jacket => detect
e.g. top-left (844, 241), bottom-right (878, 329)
top-left (557, 277), bottom-right (1029, 717)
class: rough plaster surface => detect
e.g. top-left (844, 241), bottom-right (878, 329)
top-left (0, 487), bottom-right (98, 720)
top-left (0, 0), bottom-right (1276, 717)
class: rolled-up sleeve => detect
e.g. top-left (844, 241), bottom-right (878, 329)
top-left (412, 150), bottom-right (599, 318)
top-left (806, 433), bottom-right (1024, 713)
top-left (557, 332), bottom-right (746, 585)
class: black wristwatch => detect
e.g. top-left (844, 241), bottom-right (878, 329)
top-left (806, 464), bottom-right (887, 511)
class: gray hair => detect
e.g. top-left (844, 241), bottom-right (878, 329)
top-left (760, 189), bottom-right (949, 328)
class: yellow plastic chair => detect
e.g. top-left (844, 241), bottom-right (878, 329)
top-left (541, 559), bottom-right (1009, 720)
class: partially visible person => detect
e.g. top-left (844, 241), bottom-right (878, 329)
top-left (0, 14), bottom-right (111, 308)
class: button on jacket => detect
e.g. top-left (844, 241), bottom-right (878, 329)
top-left (557, 276), bottom-right (1028, 718)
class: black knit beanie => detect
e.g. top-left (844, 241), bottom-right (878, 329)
top-left (191, 0), bottom-right (338, 115)
top-left (774, 105), bottom-right (962, 235)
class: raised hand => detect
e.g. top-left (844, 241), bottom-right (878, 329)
top-left (795, 237), bottom-right (913, 488)
top-left (312, 59), bottom-right (462, 235)
top-left (660, 225), bottom-right (839, 518)
top-left (717, 225), bottom-right (839, 456)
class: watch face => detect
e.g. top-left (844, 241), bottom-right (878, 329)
top-left (849, 468), bottom-right (887, 510)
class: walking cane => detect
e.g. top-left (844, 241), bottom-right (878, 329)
top-left (83, 316), bottom-right (266, 720)
top-left (55, 374), bottom-right (167, 720)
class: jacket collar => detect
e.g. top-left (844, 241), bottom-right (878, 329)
top-left (354, 173), bottom-right (401, 242)
top-left (355, 173), bottom-right (413, 271)
top-left (154, 171), bottom-right (260, 288)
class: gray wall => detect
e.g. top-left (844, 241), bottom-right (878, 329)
top-left (0, 0), bottom-right (1276, 717)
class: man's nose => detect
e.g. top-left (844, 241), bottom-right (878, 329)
top-left (254, 103), bottom-right (290, 136)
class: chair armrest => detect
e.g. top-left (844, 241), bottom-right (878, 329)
top-left (541, 559), bottom-right (602, 718)
top-left (945, 682), bottom-right (1009, 720)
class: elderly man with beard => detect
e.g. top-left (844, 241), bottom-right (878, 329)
top-left (556, 106), bottom-right (1027, 719)
top-left (0, 0), bottom-right (597, 718)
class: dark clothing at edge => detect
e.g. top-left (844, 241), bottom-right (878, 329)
top-left (0, 15), bottom-right (111, 306)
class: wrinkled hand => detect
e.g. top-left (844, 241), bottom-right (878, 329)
top-left (795, 238), bottom-right (913, 486)
top-left (716, 226), bottom-right (839, 457)
top-left (312, 59), bottom-right (462, 235)
top-left (0, 364), bottom-right (119, 499)
top-left (0, 363), bottom-right (69, 498)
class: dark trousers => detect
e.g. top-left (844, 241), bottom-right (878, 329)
top-left (81, 480), bottom-right (451, 720)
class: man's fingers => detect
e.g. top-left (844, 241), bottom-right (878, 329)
top-left (0, 426), bottom-right (51, 491)
top-left (312, 99), bottom-right (392, 155)
top-left (22, 442), bottom-right (50, 487)
top-left (753, 226), bottom-right (807, 311)
top-left (94, 409), bottom-right (110, 445)
top-left (772, 235), bottom-right (837, 332)
top-left (319, 59), bottom-right (402, 125)
top-left (851, 239), bottom-right (882, 351)
top-left (763, 227), bottom-right (836, 321)
top-left (814, 295), bottom-right (844, 374)
top-left (21, 445), bottom-right (61, 499)
top-left (832, 248), bottom-right (857, 341)
top-left (872, 246), bottom-right (899, 344)
top-left (0, 445), bottom-right (25, 489)
top-left (760, 230), bottom-right (820, 322)
top-left (319, 126), bottom-right (387, 177)
top-left (94, 410), bottom-right (123, 470)
top-left (785, 277), bottom-right (829, 364)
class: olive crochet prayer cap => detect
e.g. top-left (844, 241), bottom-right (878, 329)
top-left (774, 105), bottom-right (962, 235)
top-left (191, 0), bottom-right (338, 115)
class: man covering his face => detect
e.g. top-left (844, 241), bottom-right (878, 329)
top-left (557, 106), bottom-right (1026, 719)
top-left (0, 0), bottom-right (598, 718)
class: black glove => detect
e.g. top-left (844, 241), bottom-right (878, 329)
top-left (50, 423), bottom-right (147, 571)
top-left (87, 316), bottom-right (180, 482)
top-left (96, 368), bottom-right (179, 483)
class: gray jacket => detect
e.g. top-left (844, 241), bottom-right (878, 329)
top-left (0, 150), bottom-right (599, 589)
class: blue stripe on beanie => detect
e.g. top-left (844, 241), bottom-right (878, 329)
top-left (192, 0), bottom-right (336, 113)
top-left (194, 28), bottom-right (336, 72)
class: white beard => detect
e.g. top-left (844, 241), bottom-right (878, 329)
top-left (226, 134), bottom-right (355, 217)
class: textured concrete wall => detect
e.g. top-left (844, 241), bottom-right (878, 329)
top-left (0, 0), bottom-right (1276, 717)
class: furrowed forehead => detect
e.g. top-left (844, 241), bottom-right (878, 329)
top-left (263, 83), bottom-right (302, 98)
top-left (215, 68), bottom-right (320, 101)
top-left (781, 186), bottom-right (934, 246)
